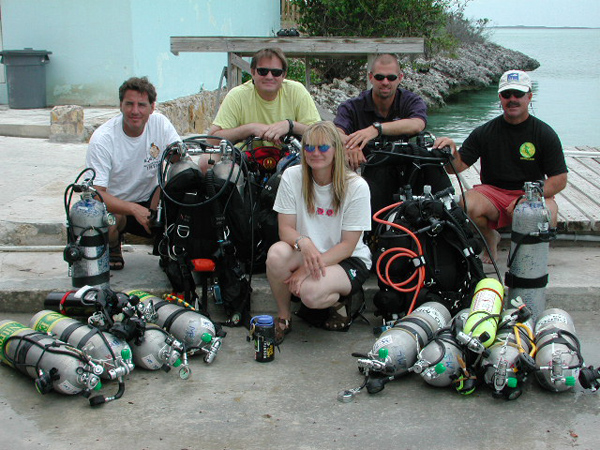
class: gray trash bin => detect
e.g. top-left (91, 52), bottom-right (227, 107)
top-left (0, 49), bottom-right (52, 109)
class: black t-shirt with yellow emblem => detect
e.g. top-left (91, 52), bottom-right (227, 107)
top-left (459, 115), bottom-right (568, 191)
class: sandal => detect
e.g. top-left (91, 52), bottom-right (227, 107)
top-left (109, 243), bottom-right (124, 271)
top-left (275, 317), bottom-right (292, 345)
top-left (323, 296), bottom-right (352, 332)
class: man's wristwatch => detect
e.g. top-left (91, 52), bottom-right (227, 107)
top-left (294, 235), bottom-right (308, 252)
top-left (287, 119), bottom-right (294, 135)
top-left (372, 122), bottom-right (383, 136)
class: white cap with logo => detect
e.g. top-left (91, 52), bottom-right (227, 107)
top-left (498, 70), bottom-right (532, 93)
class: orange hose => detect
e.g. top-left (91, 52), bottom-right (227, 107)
top-left (373, 202), bottom-right (426, 314)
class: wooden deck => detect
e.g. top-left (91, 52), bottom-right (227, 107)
top-left (450, 146), bottom-right (600, 234)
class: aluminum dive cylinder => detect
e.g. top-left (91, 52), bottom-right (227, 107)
top-left (462, 278), bottom-right (503, 348)
top-left (411, 326), bottom-right (464, 387)
top-left (29, 310), bottom-right (134, 380)
top-left (65, 187), bottom-right (113, 289)
top-left (534, 308), bottom-right (582, 392)
top-left (366, 302), bottom-right (451, 377)
top-left (506, 181), bottom-right (553, 321)
top-left (129, 324), bottom-right (190, 380)
top-left (128, 290), bottom-right (222, 363)
top-left (0, 320), bottom-right (103, 396)
top-left (481, 308), bottom-right (536, 399)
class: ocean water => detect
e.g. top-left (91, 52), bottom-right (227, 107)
top-left (427, 28), bottom-right (600, 147)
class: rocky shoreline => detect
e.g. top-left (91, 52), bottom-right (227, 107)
top-left (310, 41), bottom-right (540, 118)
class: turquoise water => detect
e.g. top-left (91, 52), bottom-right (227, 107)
top-left (427, 28), bottom-right (600, 147)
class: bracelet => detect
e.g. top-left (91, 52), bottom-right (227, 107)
top-left (294, 235), bottom-right (308, 252)
top-left (287, 119), bottom-right (294, 135)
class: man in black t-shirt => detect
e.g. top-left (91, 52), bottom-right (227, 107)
top-left (433, 70), bottom-right (568, 263)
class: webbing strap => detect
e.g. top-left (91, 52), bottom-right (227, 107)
top-left (504, 271), bottom-right (548, 289)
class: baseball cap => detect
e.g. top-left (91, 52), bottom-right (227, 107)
top-left (498, 70), bottom-right (532, 93)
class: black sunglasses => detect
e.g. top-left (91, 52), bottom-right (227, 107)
top-left (372, 73), bottom-right (399, 82)
top-left (500, 90), bottom-right (527, 99)
top-left (256, 67), bottom-right (284, 77)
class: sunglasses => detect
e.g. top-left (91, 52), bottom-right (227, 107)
top-left (372, 73), bottom-right (399, 82)
top-left (256, 67), bottom-right (284, 77)
top-left (500, 90), bottom-right (527, 99)
top-left (303, 144), bottom-right (331, 153)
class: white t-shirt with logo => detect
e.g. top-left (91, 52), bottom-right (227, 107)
top-left (274, 165), bottom-right (372, 269)
top-left (86, 112), bottom-right (180, 203)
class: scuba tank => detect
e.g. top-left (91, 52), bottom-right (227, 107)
top-left (480, 303), bottom-right (536, 400)
top-left (129, 324), bottom-right (190, 379)
top-left (63, 171), bottom-right (114, 289)
top-left (506, 181), bottom-right (554, 321)
top-left (0, 320), bottom-right (103, 397)
top-left (411, 308), bottom-right (469, 388)
top-left (343, 302), bottom-right (450, 398)
top-left (29, 310), bottom-right (134, 381)
top-left (359, 302), bottom-right (450, 390)
top-left (212, 143), bottom-right (245, 198)
top-left (128, 290), bottom-right (224, 363)
top-left (534, 308), bottom-right (582, 392)
top-left (461, 278), bottom-right (503, 349)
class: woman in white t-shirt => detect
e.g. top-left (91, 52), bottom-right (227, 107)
top-left (267, 121), bottom-right (372, 344)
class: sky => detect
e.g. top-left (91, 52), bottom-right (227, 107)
top-left (461, 0), bottom-right (600, 28)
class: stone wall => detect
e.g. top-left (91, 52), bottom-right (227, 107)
top-left (157, 89), bottom-right (227, 136)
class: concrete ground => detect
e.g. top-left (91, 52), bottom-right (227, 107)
top-left (0, 108), bottom-right (599, 450)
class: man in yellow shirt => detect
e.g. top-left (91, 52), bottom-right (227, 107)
top-left (201, 48), bottom-right (320, 171)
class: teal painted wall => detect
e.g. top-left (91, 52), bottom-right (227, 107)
top-left (0, 0), bottom-right (279, 106)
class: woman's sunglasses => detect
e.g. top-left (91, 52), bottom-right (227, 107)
top-left (372, 73), bottom-right (398, 82)
top-left (500, 89), bottom-right (527, 99)
top-left (256, 67), bottom-right (284, 77)
top-left (303, 144), bottom-right (331, 153)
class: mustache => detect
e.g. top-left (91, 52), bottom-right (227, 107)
top-left (507, 101), bottom-right (521, 107)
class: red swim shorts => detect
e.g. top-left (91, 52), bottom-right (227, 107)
top-left (471, 184), bottom-right (524, 230)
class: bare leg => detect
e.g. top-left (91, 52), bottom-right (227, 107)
top-left (464, 189), bottom-right (502, 264)
top-left (109, 214), bottom-right (127, 248)
top-left (545, 198), bottom-right (559, 227)
top-left (266, 241), bottom-right (303, 322)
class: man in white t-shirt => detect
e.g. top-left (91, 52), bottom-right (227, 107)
top-left (86, 77), bottom-right (180, 270)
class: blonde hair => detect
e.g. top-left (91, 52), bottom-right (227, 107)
top-left (300, 121), bottom-right (354, 215)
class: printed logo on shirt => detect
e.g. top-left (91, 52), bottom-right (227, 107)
top-left (149, 143), bottom-right (161, 159)
top-left (349, 269), bottom-right (357, 280)
top-left (144, 143), bottom-right (161, 171)
top-left (316, 207), bottom-right (334, 216)
top-left (519, 142), bottom-right (536, 160)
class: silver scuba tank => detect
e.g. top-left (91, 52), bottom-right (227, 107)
top-left (213, 158), bottom-right (245, 197)
top-left (365, 302), bottom-right (451, 377)
top-left (481, 307), bottom-right (536, 399)
top-left (129, 324), bottom-right (190, 380)
top-left (29, 310), bottom-right (134, 380)
top-left (66, 185), bottom-right (113, 289)
top-left (0, 320), bottom-right (103, 396)
top-left (128, 290), bottom-right (222, 363)
top-left (506, 181), bottom-right (552, 321)
top-left (534, 308), bottom-right (582, 392)
top-left (411, 308), bottom-right (469, 387)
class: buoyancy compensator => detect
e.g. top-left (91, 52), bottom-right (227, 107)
top-left (372, 185), bottom-right (485, 320)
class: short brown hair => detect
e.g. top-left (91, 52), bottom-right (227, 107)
top-left (118, 77), bottom-right (157, 104)
top-left (250, 48), bottom-right (288, 73)
top-left (369, 54), bottom-right (401, 73)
